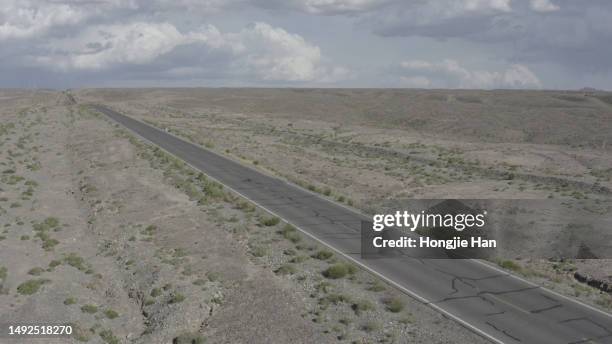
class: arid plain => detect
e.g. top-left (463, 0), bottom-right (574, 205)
top-left (1, 88), bottom-right (611, 343)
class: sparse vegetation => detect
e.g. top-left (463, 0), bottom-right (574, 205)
top-left (280, 224), bottom-right (301, 243)
top-left (322, 263), bottom-right (357, 279)
top-left (320, 293), bottom-right (351, 307)
top-left (64, 297), bottom-right (77, 305)
top-left (275, 264), bottom-right (297, 275)
top-left (260, 216), bottom-right (280, 227)
top-left (64, 253), bottom-right (88, 271)
top-left (150, 288), bottom-right (162, 297)
top-left (17, 279), bottom-right (50, 295)
top-left (312, 249), bottom-right (334, 260)
top-left (382, 297), bottom-right (405, 313)
top-left (27, 267), bottom-right (45, 276)
top-left (498, 259), bottom-right (522, 273)
top-left (250, 245), bottom-right (266, 257)
top-left (99, 329), bottom-right (119, 344)
top-left (367, 281), bottom-right (386, 292)
top-left (361, 320), bottom-right (381, 333)
top-left (81, 304), bottom-right (98, 314)
top-left (351, 300), bottom-right (374, 315)
top-left (169, 292), bottom-right (186, 304)
top-left (104, 309), bottom-right (119, 319)
top-left (173, 332), bottom-right (206, 344)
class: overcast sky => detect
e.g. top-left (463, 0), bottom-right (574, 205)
top-left (1, 0), bottom-right (611, 89)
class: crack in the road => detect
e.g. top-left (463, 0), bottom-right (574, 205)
top-left (560, 316), bottom-right (612, 334)
top-left (531, 303), bottom-right (563, 314)
top-left (485, 321), bottom-right (523, 342)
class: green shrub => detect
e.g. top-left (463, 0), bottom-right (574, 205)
top-left (104, 309), bottom-right (119, 319)
top-left (17, 279), bottom-right (50, 295)
top-left (41, 237), bottom-right (59, 251)
top-left (64, 253), bottom-right (87, 271)
top-left (202, 181), bottom-right (224, 200)
top-left (275, 264), bottom-right (297, 275)
top-left (251, 245), bottom-right (266, 257)
top-left (142, 225), bottom-right (157, 235)
top-left (150, 288), bottom-right (162, 297)
top-left (173, 332), bottom-right (205, 344)
top-left (290, 255), bottom-right (308, 263)
top-left (280, 224), bottom-right (301, 243)
top-left (99, 329), bottom-right (119, 344)
top-left (206, 271), bottom-right (221, 282)
top-left (320, 293), bottom-right (352, 307)
top-left (367, 281), bottom-right (386, 292)
top-left (315, 281), bottom-right (332, 293)
top-left (499, 259), bottom-right (522, 272)
top-left (361, 321), bottom-right (381, 333)
top-left (260, 216), bottom-right (280, 227)
top-left (27, 267), bottom-right (45, 276)
top-left (235, 200), bottom-right (255, 212)
top-left (312, 250), bottom-right (334, 260)
top-left (352, 300), bottom-right (374, 315)
top-left (322, 263), bottom-right (356, 279)
top-left (81, 304), bottom-right (98, 314)
top-left (43, 217), bottom-right (60, 228)
top-left (72, 323), bottom-right (90, 342)
top-left (64, 297), bottom-right (77, 305)
top-left (382, 297), bottom-right (405, 313)
top-left (193, 279), bottom-right (206, 286)
top-left (169, 292), bottom-right (185, 304)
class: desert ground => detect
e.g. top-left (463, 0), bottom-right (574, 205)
top-left (73, 88), bottom-right (612, 309)
top-left (0, 89), bottom-right (494, 344)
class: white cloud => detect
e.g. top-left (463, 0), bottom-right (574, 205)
top-left (230, 22), bottom-right (324, 81)
top-left (0, 0), bottom-right (242, 41)
top-left (400, 59), bottom-right (541, 89)
top-left (529, 0), bottom-right (559, 12)
top-left (463, 0), bottom-right (511, 12)
top-left (33, 21), bottom-right (344, 83)
top-left (0, 0), bottom-right (90, 40)
top-left (268, 0), bottom-right (390, 14)
top-left (36, 22), bottom-right (186, 69)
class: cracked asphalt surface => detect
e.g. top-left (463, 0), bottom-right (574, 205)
top-left (93, 104), bottom-right (612, 344)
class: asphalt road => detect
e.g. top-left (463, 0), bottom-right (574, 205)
top-left (93, 104), bottom-right (612, 344)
